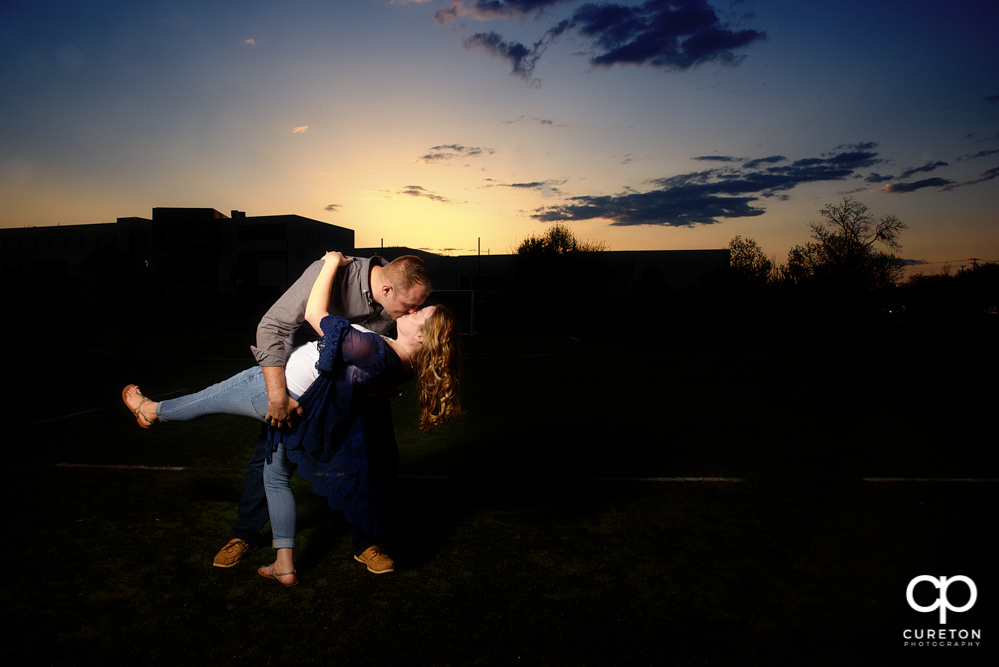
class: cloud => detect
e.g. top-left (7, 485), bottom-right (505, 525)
top-left (873, 159), bottom-right (999, 193)
top-left (324, 204), bottom-right (341, 213)
top-left (987, 95), bottom-right (999, 103)
top-left (399, 185), bottom-right (451, 203)
top-left (875, 161), bottom-right (999, 193)
top-left (692, 155), bottom-right (742, 163)
top-left (743, 155), bottom-right (786, 169)
top-left (573, 0), bottom-right (766, 70)
top-left (958, 148), bottom-right (999, 161)
top-left (867, 160), bottom-right (949, 184)
top-left (881, 178), bottom-right (953, 194)
top-left (498, 181), bottom-right (548, 189)
top-left (502, 115), bottom-right (556, 126)
top-left (455, 0), bottom-right (766, 81)
top-left (436, 0), bottom-right (569, 23)
top-left (940, 166), bottom-right (999, 192)
top-left (530, 143), bottom-right (881, 227)
top-left (462, 26), bottom-right (566, 84)
top-left (418, 144), bottom-right (495, 162)
top-left (244, 38), bottom-right (256, 46)
top-left (292, 126), bottom-right (309, 134)
top-left (897, 160), bottom-right (948, 179)
top-left (485, 178), bottom-right (565, 196)
top-left (532, 189), bottom-right (762, 226)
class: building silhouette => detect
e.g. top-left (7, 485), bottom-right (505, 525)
top-left (2, 207), bottom-right (729, 331)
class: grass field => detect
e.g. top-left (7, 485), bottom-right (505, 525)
top-left (5, 305), bottom-right (997, 665)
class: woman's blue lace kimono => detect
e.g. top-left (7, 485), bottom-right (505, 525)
top-left (267, 315), bottom-right (409, 536)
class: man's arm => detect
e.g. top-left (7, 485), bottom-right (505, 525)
top-left (250, 260), bottom-right (325, 367)
top-left (251, 260), bottom-right (325, 429)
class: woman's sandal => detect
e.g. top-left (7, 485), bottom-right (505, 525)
top-left (258, 565), bottom-right (299, 587)
top-left (122, 384), bottom-right (155, 429)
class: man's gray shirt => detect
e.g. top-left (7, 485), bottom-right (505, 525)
top-left (251, 256), bottom-right (394, 367)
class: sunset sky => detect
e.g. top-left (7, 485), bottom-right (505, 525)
top-left (2, 0), bottom-right (996, 275)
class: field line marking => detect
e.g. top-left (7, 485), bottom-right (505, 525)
top-left (31, 390), bottom-right (204, 426)
top-left (402, 476), bottom-right (998, 483)
top-left (28, 409), bottom-right (103, 425)
top-left (863, 477), bottom-right (999, 483)
top-left (55, 463), bottom-right (187, 472)
top-left (90, 348), bottom-right (248, 362)
top-left (49, 468), bottom-right (999, 482)
top-left (585, 476), bottom-right (746, 483)
top-left (398, 475), bottom-right (747, 482)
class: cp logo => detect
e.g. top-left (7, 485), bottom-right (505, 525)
top-left (906, 575), bottom-right (977, 624)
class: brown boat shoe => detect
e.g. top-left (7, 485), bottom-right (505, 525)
top-left (213, 538), bottom-right (257, 568)
top-left (354, 545), bottom-right (395, 574)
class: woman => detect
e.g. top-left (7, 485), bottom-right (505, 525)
top-left (123, 252), bottom-right (461, 586)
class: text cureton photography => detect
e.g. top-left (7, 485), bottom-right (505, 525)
top-left (903, 575), bottom-right (983, 649)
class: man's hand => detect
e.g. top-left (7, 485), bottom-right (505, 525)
top-left (261, 365), bottom-right (301, 429)
top-left (265, 394), bottom-right (303, 430)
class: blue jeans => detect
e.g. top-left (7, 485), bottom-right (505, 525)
top-left (156, 367), bottom-right (271, 423)
top-left (265, 443), bottom-right (297, 549)
top-left (157, 367), bottom-right (299, 550)
top-left (231, 426), bottom-right (271, 547)
top-left (155, 367), bottom-right (377, 553)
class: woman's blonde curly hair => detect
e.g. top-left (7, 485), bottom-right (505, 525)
top-left (413, 305), bottom-right (463, 432)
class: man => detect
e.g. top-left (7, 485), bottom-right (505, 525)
top-left (212, 252), bottom-right (431, 574)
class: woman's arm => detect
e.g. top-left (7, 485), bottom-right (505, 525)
top-left (305, 251), bottom-right (353, 335)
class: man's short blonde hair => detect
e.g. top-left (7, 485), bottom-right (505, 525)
top-left (383, 255), bottom-right (431, 295)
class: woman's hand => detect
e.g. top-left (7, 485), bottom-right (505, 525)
top-left (322, 251), bottom-right (354, 268)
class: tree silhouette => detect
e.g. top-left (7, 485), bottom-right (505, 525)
top-left (784, 198), bottom-right (907, 291)
top-left (728, 235), bottom-right (774, 288)
top-left (516, 222), bottom-right (607, 256)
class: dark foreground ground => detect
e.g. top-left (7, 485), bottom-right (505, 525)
top-left (4, 306), bottom-right (997, 665)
